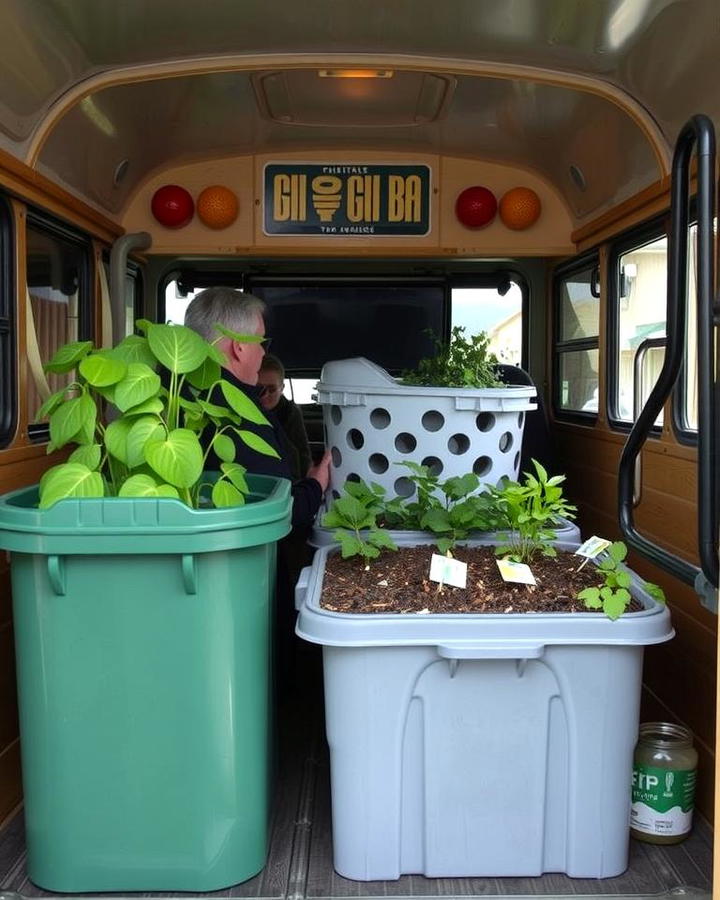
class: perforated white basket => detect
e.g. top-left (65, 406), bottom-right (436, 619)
top-left (317, 358), bottom-right (537, 499)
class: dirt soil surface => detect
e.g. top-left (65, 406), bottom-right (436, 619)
top-left (321, 546), bottom-right (642, 614)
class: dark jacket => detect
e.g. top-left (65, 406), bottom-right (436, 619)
top-left (274, 395), bottom-right (312, 481)
top-left (202, 372), bottom-right (322, 528)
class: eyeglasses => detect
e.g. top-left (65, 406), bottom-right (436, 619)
top-left (259, 337), bottom-right (272, 351)
top-left (258, 383), bottom-right (283, 397)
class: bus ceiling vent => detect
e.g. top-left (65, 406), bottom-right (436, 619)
top-left (110, 232), bottom-right (152, 343)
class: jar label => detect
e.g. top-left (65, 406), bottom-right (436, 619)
top-left (631, 764), bottom-right (696, 836)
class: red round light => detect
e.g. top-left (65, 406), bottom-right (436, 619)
top-left (455, 186), bottom-right (498, 229)
top-left (151, 185), bottom-right (195, 228)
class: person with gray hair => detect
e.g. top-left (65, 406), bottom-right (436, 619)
top-left (184, 286), bottom-right (330, 525)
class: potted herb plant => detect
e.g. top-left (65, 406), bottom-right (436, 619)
top-left (317, 327), bottom-right (537, 502)
top-left (0, 322), bottom-right (292, 893)
top-left (295, 461), bottom-right (673, 882)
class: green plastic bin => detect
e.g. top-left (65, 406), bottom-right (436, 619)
top-left (0, 474), bottom-right (292, 893)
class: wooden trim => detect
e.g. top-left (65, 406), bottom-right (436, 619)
top-left (571, 175), bottom-right (671, 248)
top-left (550, 420), bottom-right (698, 462)
top-left (11, 200), bottom-right (27, 449)
top-left (0, 145), bottom-right (121, 243)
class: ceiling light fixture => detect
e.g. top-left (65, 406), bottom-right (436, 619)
top-left (318, 69), bottom-right (394, 78)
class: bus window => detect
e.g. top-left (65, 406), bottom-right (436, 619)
top-left (451, 282), bottom-right (523, 367)
top-left (611, 233), bottom-right (667, 427)
top-left (553, 259), bottom-right (599, 415)
top-left (26, 216), bottom-right (91, 439)
top-left (0, 197), bottom-right (13, 448)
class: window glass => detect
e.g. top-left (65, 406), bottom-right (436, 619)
top-left (558, 349), bottom-right (599, 412)
top-left (451, 283), bottom-right (523, 366)
top-left (27, 223), bottom-right (88, 431)
top-left (615, 236), bottom-right (667, 425)
top-left (684, 224), bottom-right (699, 431)
top-left (558, 267), bottom-right (599, 341)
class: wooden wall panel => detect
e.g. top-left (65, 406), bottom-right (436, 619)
top-left (554, 424), bottom-right (717, 822)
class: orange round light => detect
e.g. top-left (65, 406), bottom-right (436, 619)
top-left (196, 185), bottom-right (239, 229)
top-left (499, 187), bottom-right (542, 230)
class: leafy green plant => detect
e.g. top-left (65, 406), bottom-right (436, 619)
top-left (577, 542), bottom-right (666, 620)
top-left (420, 472), bottom-right (503, 553)
top-left (383, 461), bottom-right (443, 529)
top-left (36, 320), bottom-right (278, 509)
top-left (400, 326), bottom-right (503, 388)
top-left (490, 460), bottom-right (577, 563)
top-left (322, 493), bottom-right (397, 564)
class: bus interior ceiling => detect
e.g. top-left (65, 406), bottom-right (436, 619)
top-left (0, 1), bottom-right (717, 897)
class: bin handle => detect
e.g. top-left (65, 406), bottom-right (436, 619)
top-left (181, 554), bottom-right (197, 595)
top-left (295, 565), bottom-right (311, 610)
top-left (47, 555), bottom-right (65, 596)
top-left (437, 642), bottom-right (544, 660)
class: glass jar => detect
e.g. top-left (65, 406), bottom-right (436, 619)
top-left (630, 722), bottom-right (698, 844)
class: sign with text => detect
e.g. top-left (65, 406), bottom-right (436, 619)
top-left (263, 163), bottom-right (431, 236)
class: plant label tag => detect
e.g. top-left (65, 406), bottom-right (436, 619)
top-left (496, 559), bottom-right (536, 585)
top-left (575, 536), bottom-right (612, 559)
top-left (429, 554), bottom-right (467, 589)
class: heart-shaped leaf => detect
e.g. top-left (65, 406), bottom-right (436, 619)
top-left (144, 428), bottom-right (204, 488)
top-left (147, 324), bottom-right (209, 374)
top-left (123, 397), bottom-right (164, 417)
top-left (44, 341), bottom-right (94, 374)
top-left (118, 474), bottom-right (179, 499)
top-left (35, 388), bottom-right (67, 421)
top-left (127, 416), bottom-right (166, 469)
top-left (186, 357), bottom-right (222, 390)
top-left (39, 463), bottom-right (105, 508)
top-left (105, 417), bottom-right (133, 463)
top-left (220, 462), bottom-right (248, 494)
top-left (68, 443), bottom-right (102, 470)
top-left (79, 352), bottom-right (128, 387)
top-left (110, 334), bottom-right (157, 368)
top-left (221, 382), bottom-right (269, 425)
top-left (49, 393), bottom-right (96, 449)
top-left (114, 363), bottom-right (161, 412)
top-left (211, 480), bottom-right (246, 508)
top-left (212, 433), bottom-right (236, 463)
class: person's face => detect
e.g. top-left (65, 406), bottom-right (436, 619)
top-left (227, 313), bottom-right (267, 385)
top-left (257, 369), bottom-right (283, 410)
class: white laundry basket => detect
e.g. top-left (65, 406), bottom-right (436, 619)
top-left (317, 358), bottom-right (537, 499)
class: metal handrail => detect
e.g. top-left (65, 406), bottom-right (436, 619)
top-left (631, 337), bottom-right (667, 507)
top-left (618, 114), bottom-right (718, 591)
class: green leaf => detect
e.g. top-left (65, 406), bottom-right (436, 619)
top-left (644, 582), bottom-right (666, 604)
top-left (213, 433), bottom-right (236, 463)
top-left (79, 352), bottom-right (127, 387)
top-left (337, 531), bottom-right (365, 558)
top-left (236, 429), bottom-right (280, 458)
top-left (420, 508), bottom-right (451, 533)
top-left (49, 393), bottom-right (96, 449)
top-left (118, 474), bottom-right (161, 497)
top-left (609, 541), bottom-right (628, 562)
top-left (197, 399), bottom-right (233, 419)
top-left (578, 587), bottom-right (602, 609)
top-left (206, 343), bottom-right (227, 365)
top-left (221, 382), bottom-right (270, 425)
top-left (35, 388), bottom-right (67, 421)
top-left (144, 428), bottom-right (204, 488)
top-left (367, 528), bottom-right (398, 551)
top-left (110, 334), bottom-right (157, 368)
top-left (104, 417), bottom-right (133, 463)
top-left (68, 443), bottom-right (101, 469)
top-left (114, 363), bottom-right (162, 412)
top-left (436, 537), bottom-right (454, 554)
top-left (38, 463), bottom-right (104, 508)
top-left (123, 397), bottom-right (165, 417)
top-left (211, 479), bottom-right (246, 507)
top-left (616, 570), bottom-right (632, 589)
top-left (147, 323), bottom-right (209, 374)
top-left (126, 416), bottom-right (166, 469)
top-left (44, 341), bottom-right (94, 374)
top-left (156, 484), bottom-right (180, 498)
top-left (186, 357), bottom-right (222, 390)
top-left (213, 323), bottom-right (264, 344)
top-left (604, 589), bottom-right (631, 620)
top-left (220, 462), bottom-right (249, 494)
top-left (333, 496), bottom-right (374, 529)
top-left (134, 319), bottom-right (153, 335)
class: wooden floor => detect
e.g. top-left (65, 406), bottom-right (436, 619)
top-left (0, 644), bottom-right (713, 900)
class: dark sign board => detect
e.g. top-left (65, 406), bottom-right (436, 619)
top-left (263, 163), bottom-right (431, 236)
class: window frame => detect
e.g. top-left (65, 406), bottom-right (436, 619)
top-left (671, 211), bottom-right (700, 445)
top-left (0, 194), bottom-right (15, 447)
top-left (552, 251), bottom-right (600, 423)
top-left (606, 216), bottom-right (668, 434)
top-left (25, 209), bottom-right (93, 443)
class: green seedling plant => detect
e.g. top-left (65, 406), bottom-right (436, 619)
top-left (322, 489), bottom-right (397, 565)
top-left (383, 461), bottom-right (443, 529)
top-left (36, 320), bottom-right (278, 509)
top-left (577, 541), bottom-right (666, 620)
top-left (491, 460), bottom-right (577, 563)
top-left (421, 473), bottom-right (487, 553)
top-left (400, 326), bottom-right (503, 388)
